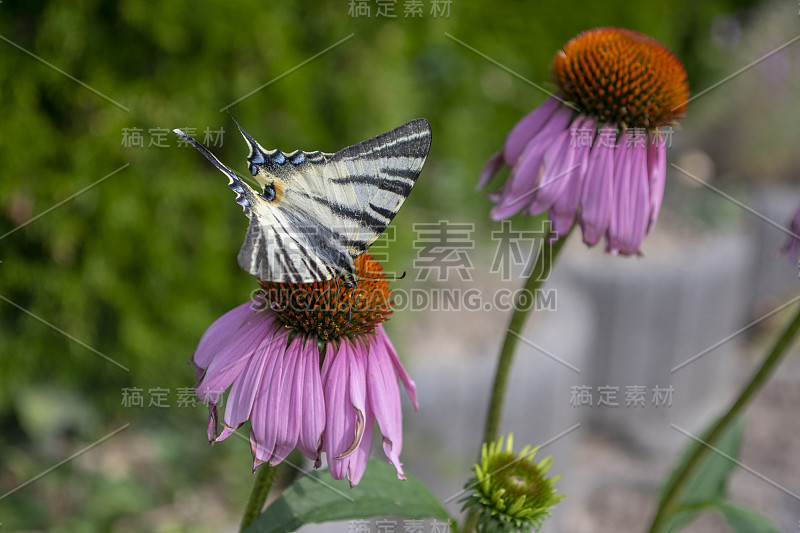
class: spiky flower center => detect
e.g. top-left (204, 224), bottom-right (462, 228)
top-left (483, 451), bottom-right (546, 509)
top-left (258, 253), bottom-right (392, 341)
top-left (463, 435), bottom-right (564, 533)
top-left (551, 27), bottom-right (689, 129)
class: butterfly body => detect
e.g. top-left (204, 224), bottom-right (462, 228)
top-left (174, 118), bottom-right (431, 287)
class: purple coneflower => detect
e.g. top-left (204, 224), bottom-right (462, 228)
top-left (479, 28), bottom-right (689, 255)
top-left (190, 254), bottom-right (417, 485)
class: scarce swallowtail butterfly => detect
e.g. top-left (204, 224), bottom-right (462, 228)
top-left (173, 118), bottom-right (431, 288)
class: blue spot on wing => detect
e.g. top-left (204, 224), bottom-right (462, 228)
top-left (250, 150), bottom-right (266, 165)
top-left (271, 151), bottom-right (286, 165)
top-left (289, 151), bottom-right (305, 165)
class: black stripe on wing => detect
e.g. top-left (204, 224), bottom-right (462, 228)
top-left (337, 120), bottom-right (432, 256)
top-left (329, 174), bottom-right (415, 198)
top-left (291, 190), bottom-right (389, 237)
top-left (330, 118), bottom-right (432, 164)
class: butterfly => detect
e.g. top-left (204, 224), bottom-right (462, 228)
top-left (173, 118), bottom-right (431, 288)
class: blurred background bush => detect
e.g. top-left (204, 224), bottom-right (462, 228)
top-left (1, 1), bottom-right (798, 531)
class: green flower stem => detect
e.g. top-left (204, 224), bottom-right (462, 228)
top-left (649, 303), bottom-right (800, 532)
top-left (462, 507), bottom-right (478, 533)
top-left (464, 229), bottom-right (570, 533)
top-left (482, 230), bottom-right (570, 446)
top-left (240, 463), bottom-right (279, 533)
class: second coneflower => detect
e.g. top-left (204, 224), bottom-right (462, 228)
top-left (190, 254), bottom-right (417, 486)
top-left (479, 28), bottom-right (689, 255)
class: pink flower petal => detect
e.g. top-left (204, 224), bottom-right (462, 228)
top-left (249, 329), bottom-right (290, 466)
top-left (192, 301), bottom-right (264, 371)
top-left (221, 319), bottom-right (283, 431)
top-left (327, 342), bottom-right (373, 486)
top-left (477, 151), bottom-right (505, 191)
top-left (324, 340), bottom-right (364, 481)
top-left (206, 405), bottom-right (218, 442)
top-left (268, 334), bottom-right (306, 466)
top-left (344, 391), bottom-right (374, 486)
top-left (377, 325), bottom-right (418, 411)
top-left (607, 133), bottom-right (649, 255)
top-left (579, 125), bottom-right (616, 246)
top-left (367, 337), bottom-right (406, 479)
top-left (320, 340), bottom-right (337, 385)
top-left (503, 97), bottom-right (560, 166)
top-left (523, 128), bottom-right (573, 215)
top-left (194, 313), bottom-right (277, 404)
top-left (348, 341), bottom-right (367, 431)
top-left (549, 117), bottom-right (593, 238)
top-left (491, 107), bottom-right (573, 220)
top-left (646, 131), bottom-right (667, 234)
top-left (297, 336), bottom-right (325, 460)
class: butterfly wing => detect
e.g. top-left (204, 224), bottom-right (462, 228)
top-left (321, 118), bottom-right (432, 258)
top-left (175, 118), bottom-right (432, 287)
top-left (232, 118), bottom-right (432, 285)
top-left (174, 128), bottom-right (346, 284)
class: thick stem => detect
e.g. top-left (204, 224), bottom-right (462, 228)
top-left (482, 232), bottom-right (570, 445)
top-left (240, 463), bottom-right (279, 532)
top-left (649, 303), bottom-right (800, 532)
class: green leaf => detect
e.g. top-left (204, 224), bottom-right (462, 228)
top-left (245, 459), bottom-right (452, 533)
top-left (657, 418), bottom-right (744, 531)
top-left (713, 502), bottom-right (782, 533)
top-left (662, 500), bottom-right (782, 533)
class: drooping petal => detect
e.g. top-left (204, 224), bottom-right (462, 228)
top-left (192, 300), bottom-right (264, 371)
top-left (345, 382), bottom-right (374, 486)
top-left (206, 405), bottom-right (218, 442)
top-left (491, 107), bottom-right (574, 220)
top-left (503, 97), bottom-right (560, 166)
top-left (219, 328), bottom-right (276, 436)
top-left (607, 132), bottom-right (649, 255)
top-left (549, 117), bottom-right (593, 238)
top-left (327, 341), bottom-right (372, 485)
top-left (579, 124), bottom-right (616, 246)
top-left (490, 147), bottom-right (549, 220)
top-left (367, 336), bottom-right (406, 479)
top-left (324, 340), bottom-right (363, 481)
top-left (348, 340), bottom-right (368, 441)
top-left (268, 333), bottom-right (305, 465)
top-left (646, 131), bottom-right (667, 234)
top-left (377, 325), bottom-right (417, 410)
top-left (296, 336), bottom-right (326, 460)
top-left (249, 328), bottom-right (290, 467)
top-left (194, 311), bottom-right (277, 404)
top-left (523, 128), bottom-right (573, 216)
top-left (477, 151), bottom-right (505, 191)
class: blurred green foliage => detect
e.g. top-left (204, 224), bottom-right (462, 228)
top-left (0, 0), bottom-right (766, 530)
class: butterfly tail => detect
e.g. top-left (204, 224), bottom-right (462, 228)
top-left (173, 128), bottom-right (259, 217)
